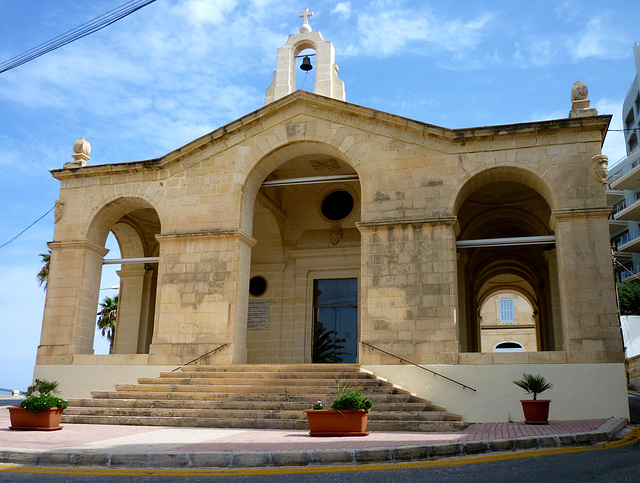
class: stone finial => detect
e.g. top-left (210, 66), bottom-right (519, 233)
top-left (73, 137), bottom-right (91, 155)
top-left (299, 7), bottom-right (313, 33)
top-left (64, 137), bottom-right (91, 168)
top-left (569, 81), bottom-right (598, 118)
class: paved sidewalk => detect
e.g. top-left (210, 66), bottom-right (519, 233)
top-left (0, 405), bottom-right (628, 469)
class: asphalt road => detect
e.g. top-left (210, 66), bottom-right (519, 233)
top-left (0, 437), bottom-right (639, 482)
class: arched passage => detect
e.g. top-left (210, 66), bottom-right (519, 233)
top-left (88, 198), bottom-right (161, 355)
top-left (243, 142), bottom-right (361, 363)
top-left (454, 169), bottom-right (561, 353)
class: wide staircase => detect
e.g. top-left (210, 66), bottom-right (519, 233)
top-left (63, 364), bottom-right (468, 432)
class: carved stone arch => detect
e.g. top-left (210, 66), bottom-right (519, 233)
top-left (86, 196), bottom-right (162, 246)
top-left (240, 141), bottom-right (360, 235)
top-left (450, 166), bottom-right (557, 217)
top-left (458, 206), bottom-right (553, 241)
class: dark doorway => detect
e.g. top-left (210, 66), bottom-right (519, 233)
top-left (312, 278), bottom-right (357, 363)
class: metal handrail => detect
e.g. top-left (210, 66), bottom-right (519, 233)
top-left (361, 342), bottom-right (476, 392)
top-left (171, 343), bottom-right (228, 372)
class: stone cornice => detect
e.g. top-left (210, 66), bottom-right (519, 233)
top-left (549, 207), bottom-right (612, 224)
top-left (50, 90), bottom-right (612, 180)
top-left (48, 239), bottom-right (109, 257)
top-left (156, 229), bottom-right (257, 248)
top-left (357, 216), bottom-right (458, 229)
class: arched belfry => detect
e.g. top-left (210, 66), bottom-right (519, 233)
top-left (265, 8), bottom-right (346, 104)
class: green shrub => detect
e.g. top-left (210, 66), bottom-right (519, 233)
top-left (20, 395), bottom-right (68, 414)
top-left (330, 390), bottom-right (373, 411)
top-left (19, 379), bottom-right (68, 414)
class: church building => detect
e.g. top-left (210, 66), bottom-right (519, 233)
top-left (35, 11), bottom-right (629, 422)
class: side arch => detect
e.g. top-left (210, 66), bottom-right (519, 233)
top-left (450, 166), bottom-right (557, 217)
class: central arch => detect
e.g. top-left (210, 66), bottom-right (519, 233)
top-left (242, 141), bottom-right (362, 363)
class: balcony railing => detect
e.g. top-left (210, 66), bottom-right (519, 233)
top-left (616, 227), bottom-right (640, 250)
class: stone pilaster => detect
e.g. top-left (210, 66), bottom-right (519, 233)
top-left (37, 240), bottom-right (109, 364)
top-left (550, 208), bottom-right (623, 363)
top-left (358, 217), bottom-right (459, 365)
top-left (148, 230), bottom-right (256, 365)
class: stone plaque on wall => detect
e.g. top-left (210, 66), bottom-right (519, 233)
top-left (248, 300), bottom-right (269, 330)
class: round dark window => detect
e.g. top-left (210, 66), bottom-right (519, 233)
top-left (321, 190), bottom-right (354, 221)
top-left (249, 276), bottom-right (267, 297)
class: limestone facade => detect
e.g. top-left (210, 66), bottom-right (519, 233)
top-left (34, 19), bottom-right (627, 420)
top-left (39, 90), bottom-right (622, 369)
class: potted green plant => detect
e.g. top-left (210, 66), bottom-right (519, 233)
top-left (8, 379), bottom-right (68, 431)
top-left (304, 382), bottom-right (374, 436)
top-left (513, 373), bottom-right (552, 424)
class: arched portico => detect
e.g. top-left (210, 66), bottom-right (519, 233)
top-left (242, 141), bottom-right (362, 363)
top-left (38, 197), bottom-right (161, 362)
top-left (454, 168), bottom-right (561, 353)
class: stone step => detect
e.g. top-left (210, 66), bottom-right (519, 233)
top-left (155, 371), bottom-right (379, 381)
top-left (135, 377), bottom-right (392, 388)
top-left (112, 383), bottom-right (414, 396)
top-left (67, 398), bottom-right (445, 412)
top-left (61, 414), bottom-right (468, 432)
top-left (86, 391), bottom-right (428, 404)
top-left (178, 364), bottom-right (364, 373)
top-left (68, 364), bottom-right (465, 432)
top-left (63, 406), bottom-right (460, 422)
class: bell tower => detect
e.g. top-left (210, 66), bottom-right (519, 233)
top-left (265, 8), bottom-right (346, 104)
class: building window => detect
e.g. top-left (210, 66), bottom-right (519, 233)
top-left (625, 110), bottom-right (635, 130)
top-left (629, 133), bottom-right (638, 153)
top-left (320, 189), bottom-right (354, 221)
top-left (249, 276), bottom-right (268, 297)
top-left (499, 298), bottom-right (515, 322)
top-left (494, 341), bottom-right (525, 352)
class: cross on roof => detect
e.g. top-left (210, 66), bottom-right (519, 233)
top-left (299, 8), bottom-right (313, 26)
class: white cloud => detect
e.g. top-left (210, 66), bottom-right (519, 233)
top-left (332, 2), bottom-right (351, 19)
top-left (567, 12), bottom-right (628, 60)
top-left (344, 7), bottom-right (493, 58)
top-left (177, 0), bottom-right (239, 25)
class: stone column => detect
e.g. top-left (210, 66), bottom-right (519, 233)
top-left (358, 218), bottom-right (459, 365)
top-left (148, 230), bottom-right (255, 365)
top-left (551, 208), bottom-right (624, 363)
top-left (112, 266), bottom-right (146, 354)
top-left (137, 266), bottom-right (157, 354)
top-left (543, 249), bottom-right (564, 350)
top-left (37, 240), bottom-right (108, 364)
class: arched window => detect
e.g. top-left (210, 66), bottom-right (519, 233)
top-left (494, 341), bottom-right (525, 352)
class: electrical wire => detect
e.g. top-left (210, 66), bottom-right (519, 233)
top-left (0, 206), bottom-right (54, 249)
top-left (0, 0), bottom-right (157, 75)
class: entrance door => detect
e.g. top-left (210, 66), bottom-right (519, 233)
top-left (312, 278), bottom-right (357, 363)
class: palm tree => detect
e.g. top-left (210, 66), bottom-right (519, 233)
top-left (97, 295), bottom-right (118, 354)
top-left (36, 249), bottom-right (51, 291)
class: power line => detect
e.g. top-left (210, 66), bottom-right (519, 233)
top-left (0, 206), bottom-right (54, 249)
top-left (0, 0), bottom-right (157, 75)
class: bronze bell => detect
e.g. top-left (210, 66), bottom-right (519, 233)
top-left (300, 55), bottom-right (313, 71)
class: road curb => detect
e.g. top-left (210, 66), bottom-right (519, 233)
top-left (0, 418), bottom-right (630, 469)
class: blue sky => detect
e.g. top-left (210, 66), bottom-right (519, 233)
top-left (0, 0), bottom-right (638, 391)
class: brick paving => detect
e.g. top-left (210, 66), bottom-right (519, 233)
top-left (0, 406), bottom-right (614, 454)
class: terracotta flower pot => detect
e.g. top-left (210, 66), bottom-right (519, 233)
top-left (8, 406), bottom-right (64, 431)
top-left (520, 399), bottom-right (550, 424)
top-left (304, 409), bottom-right (370, 436)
